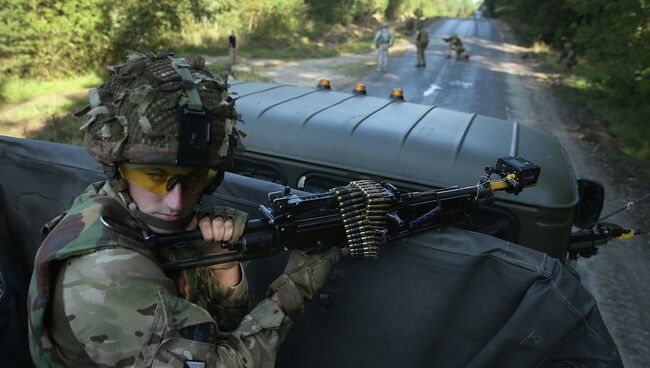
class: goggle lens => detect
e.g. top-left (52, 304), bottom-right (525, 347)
top-left (120, 165), bottom-right (211, 195)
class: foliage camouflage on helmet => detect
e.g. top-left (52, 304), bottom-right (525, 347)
top-left (79, 51), bottom-right (242, 169)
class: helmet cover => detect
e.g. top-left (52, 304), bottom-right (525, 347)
top-left (79, 51), bottom-right (242, 170)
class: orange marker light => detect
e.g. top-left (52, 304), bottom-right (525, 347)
top-left (390, 88), bottom-right (404, 100)
top-left (353, 83), bottom-right (367, 95)
top-left (318, 79), bottom-right (332, 90)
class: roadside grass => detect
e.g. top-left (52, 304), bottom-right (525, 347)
top-left (1, 95), bottom-right (87, 145)
top-left (331, 61), bottom-right (376, 79)
top-left (207, 63), bottom-right (274, 83)
top-left (545, 50), bottom-right (650, 161)
top-left (178, 19), bottom-right (413, 61)
top-left (24, 98), bottom-right (87, 146)
top-left (1, 73), bottom-right (101, 104)
top-left (0, 72), bottom-right (101, 145)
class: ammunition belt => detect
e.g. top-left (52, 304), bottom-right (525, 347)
top-left (330, 180), bottom-right (389, 257)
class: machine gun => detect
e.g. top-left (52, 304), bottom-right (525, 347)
top-left (101, 157), bottom-right (540, 272)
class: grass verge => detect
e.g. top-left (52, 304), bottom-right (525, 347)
top-left (24, 98), bottom-right (87, 146)
top-left (545, 50), bottom-right (649, 161)
top-left (1, 73), bottom-right (102, 104)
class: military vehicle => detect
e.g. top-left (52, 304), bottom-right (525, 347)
top-left (227, 80), bottom-right (626, 263)
top-left (0, 81), bottom-right (629, 366)
top-left (0, 135), bottom-right (622, 367)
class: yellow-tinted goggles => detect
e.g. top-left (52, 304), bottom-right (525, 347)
top-left (120, 164), bottom-right (211, 195)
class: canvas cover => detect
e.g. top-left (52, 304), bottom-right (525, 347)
top-left (0, 135), bottom-right (621, 367)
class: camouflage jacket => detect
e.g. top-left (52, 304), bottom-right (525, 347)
top-left (28, 182), bottom-right (292, 367)
top-left (416, 30), bottom-right (429, 47)
top-left (449, 36), bottom-right (463, 49)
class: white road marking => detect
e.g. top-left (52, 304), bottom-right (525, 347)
top-left (450, 80), bottom-right (474, 88)
top-left (423, 83), bottom-right (443, 97)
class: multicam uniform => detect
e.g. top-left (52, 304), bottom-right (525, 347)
top-left (28, 181), bottom-right (290, 367)
top-left (415, 27), bottom-right (429, 67)
top-left (374, 27), bottom-right (394, 72)
top-left (27, 51), bottom-right (342, 368)
top-left (446, 35), bottom-right (466, 59)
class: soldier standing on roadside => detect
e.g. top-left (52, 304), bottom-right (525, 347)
top-left (27, 51), bottom-right (343, 367)
top-left (415, 22), bottom-right (429, 67)
top-left (374, 22), bottom-right (394, 72)
top-left (228, 30), bottom-right (237, 65)
top-left (559, 41), bottom-right (577, 71)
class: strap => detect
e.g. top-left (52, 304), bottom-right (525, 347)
top-left (170, 57), bottom-right (203, 111)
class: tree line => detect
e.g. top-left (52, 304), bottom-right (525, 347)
top-left (0, 0), bottom-right (474, 81)
top-left (483, 0), bottom-right (649, 158)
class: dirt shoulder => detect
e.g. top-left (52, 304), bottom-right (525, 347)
top-left (204, 43), bottom-right (411, 91)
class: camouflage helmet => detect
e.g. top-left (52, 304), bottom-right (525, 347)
top-left (78, 51), bottom-right (242, 171)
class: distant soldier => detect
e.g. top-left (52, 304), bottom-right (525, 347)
top-left (415, 22), bottom-right (429, 67)
top-left (443, 33), bottom-right (469, 61)
top-left (374, 22), bottom-right (394, 72)
top-left (559, 41), bottom-right (577, 71)
top-left (228, 30), bottom-right (237, 65)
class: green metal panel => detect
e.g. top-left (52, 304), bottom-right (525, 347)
top-left (231, 82), bottom-right (578, 209)
top-left (230, 81), bottom-right (580, 258)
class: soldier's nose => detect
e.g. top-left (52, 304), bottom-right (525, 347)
top-left (164, 183), bottom-right (185, 211)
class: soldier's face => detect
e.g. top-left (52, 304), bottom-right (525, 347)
top-left (127, 180), bottom-right (201, 223)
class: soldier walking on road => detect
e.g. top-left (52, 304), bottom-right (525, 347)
top-left (374, 22), bottom-right (394, 72)
top-left (415, 22), bottom-right (429, 67)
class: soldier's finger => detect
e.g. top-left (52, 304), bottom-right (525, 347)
top-left (198, 216), bottom-right (214, 241)
top-left (223, 218), bottom-right (234, 242)
top-left (231, 219), bottom-right (245, 243)
top-left (212, 216), bottom-right (225, 242)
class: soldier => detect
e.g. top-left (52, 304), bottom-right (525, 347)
top-left (443, 33), bottom-right (469, 61)
top-left (414, 22), bottom-right (429, 67)
top-left (228, 30), bottom-right (237, 66)
top-left (374, 22), bottom-right (394, 72)
top-left (27, 51), bottom-right (343, 367)
top-left (559, 41), bottom-right (577, 71)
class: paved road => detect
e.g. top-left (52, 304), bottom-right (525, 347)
top-left (359, 17), bottom-right (650, 367)
top-left (360, 18), bottom-right (509, 118)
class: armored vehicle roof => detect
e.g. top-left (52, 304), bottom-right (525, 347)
top-left (230, 81), bottom-right (578, 209)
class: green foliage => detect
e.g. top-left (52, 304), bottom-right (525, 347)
top-left (109, 1), bottom-right (186, 57)
top-left (486, 0), bottom-right (650, 159)
top-left (305, 0), bottom-right (351, 24)
top-left (0, 0), bottom-right (109, 80)
top-left (385, 0), bottom-right (404, 20)
top-left (248, 0), bottom-right (305, 44)
top-left (352, 0), bottom-right (381, 21)
top-left (1, 73), bottom-right (101, 104)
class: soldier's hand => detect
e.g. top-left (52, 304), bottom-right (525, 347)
top-left (269, 247), bottom-right (345, 317)
top-left (198, 206), bottom-right (248, 243)
top-left (195, 206), bottom-right (248, 273)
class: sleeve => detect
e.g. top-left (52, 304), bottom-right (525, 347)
top-left (157, 241), bottom-right (252, 331)
top-left (59, 248), bottom-right (293, 367)
top-left (199, 264), bottom-right (253, 331)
